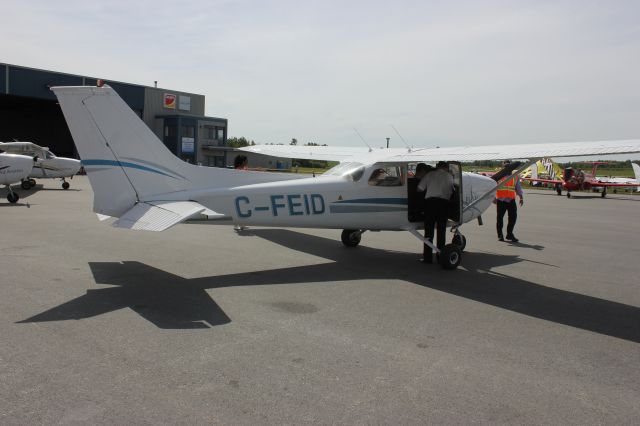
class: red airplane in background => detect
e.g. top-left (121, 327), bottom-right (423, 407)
top-left (524, 161), bottom-right (640, 198)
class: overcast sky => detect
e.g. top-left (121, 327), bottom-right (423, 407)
top-left (3, 0), bottom-right (640, 155)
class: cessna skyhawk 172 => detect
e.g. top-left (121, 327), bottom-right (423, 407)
top-left (51, 85), bottom-right (640, 269)
top-left (0, 141), bottom-right (81, 190)
top-left (0, 152), bottom-right (36, 203)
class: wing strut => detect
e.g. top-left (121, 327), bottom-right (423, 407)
top-left (462, 159), bottom-right (538, 215)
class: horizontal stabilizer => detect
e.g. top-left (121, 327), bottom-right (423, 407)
top-left (113, 201), bottom-right (225, 231)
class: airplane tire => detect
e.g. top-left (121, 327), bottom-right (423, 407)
top-left (7, 193), bottom-right (19, 203)
top-left (62, 182), bottom-right (70, 190)
top-left (452, 234), bottom-right (466, 251)
top-left (341, 229), bottom-right (361, 247)
top-left (21, 181), bottom-right (31, 190)
top-left (439, 244), bottom-right (462, 270)
top-left (601, 191), bottom-right (606, 198)
top-left (566, 192), bottom-right (571, 199)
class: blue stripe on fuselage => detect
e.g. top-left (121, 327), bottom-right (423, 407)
top-left (81, 159), bottom-right (180, 179)
top-left (333, 197), bottom-right (407, 205)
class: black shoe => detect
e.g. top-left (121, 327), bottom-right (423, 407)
top-left (498, 236), bottom-right (505, 241)
top-left (506, 235), bottom-right (519, 242)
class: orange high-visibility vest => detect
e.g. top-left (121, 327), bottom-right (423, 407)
top-left (496, 177), bottom-right (517, 199)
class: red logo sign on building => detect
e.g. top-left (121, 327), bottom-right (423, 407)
top-left (163, 93), bottom-right (177, 109)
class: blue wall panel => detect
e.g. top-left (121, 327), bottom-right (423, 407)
top-left (107, 81), bottom-right (145, 111)
top-left (9, 67), bottom-right (83, 100)
top-left (0, 65), bottom-right (6, 93)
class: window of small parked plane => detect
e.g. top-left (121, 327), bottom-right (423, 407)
top-left (368, 166), bottom-right (403, 186)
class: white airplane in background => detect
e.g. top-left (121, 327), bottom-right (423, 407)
top-left (597, 163), bottom-right (640, 192)
top-left (51, 85), bottom-right (640, 269)
top-left (0, 152), bottom-right (36, 203)
top-left (0, 141), bottom-right (81, 190)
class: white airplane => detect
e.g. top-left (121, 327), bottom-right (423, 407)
top-left (51, 85), bottom-right (640, 269)
top-left (596, 163), bottom-right (640, 192)
top-left (0, 141), bottom-right (81, 190)
top-left (0, 152), bottom-right (36, 203)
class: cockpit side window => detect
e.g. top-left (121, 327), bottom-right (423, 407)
top-left (368, 166), bottom-right (403, 186)
top-left (323, 162), bottom-right (365, 182)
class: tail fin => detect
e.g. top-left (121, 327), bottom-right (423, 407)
top-left (52, 86), bottom-right (195, 216)
top-left (632, 163), bottom-right (640, 191)
top-left (530, 162), bottom-right (538, 179)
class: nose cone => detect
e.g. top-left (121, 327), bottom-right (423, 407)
top-left (65, 158), bottom-right (82, 174)
top-left (462, 172), bottom-right (497, 222)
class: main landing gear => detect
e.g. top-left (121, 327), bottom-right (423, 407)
top-left (341, 229), bottom-right (364, 247)
top-left (340, 227), bottom-right (466, 270)
top-left (451, 232), bottom-right (467, 251)
top-left (20, 178), bottom-right (70, 190)
top-left (439, 244), bottom-right (462, 270)
top-left (405, 228), bottom-right (464, 270)
top-left (21, 178), bottom-right (36, 190)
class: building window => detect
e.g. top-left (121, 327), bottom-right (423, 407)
top-left (216, 128), bottom-right (225, 140)
top-left (164, 125), bottom-right (177, 138)
top-left (182, 126), bottom-right (195, 138)
top-left (203, 125), bottom-right (215, 139)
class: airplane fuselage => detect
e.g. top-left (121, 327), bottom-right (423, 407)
top-left (149, 171), bottom-right (496, 231)
top-left (0, 153), bottom-right (33, 185)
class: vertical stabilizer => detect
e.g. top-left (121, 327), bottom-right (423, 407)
top-left (632, 163), bottom-right (640, 191)
top-left (52, 85), bottom-right (195, 216)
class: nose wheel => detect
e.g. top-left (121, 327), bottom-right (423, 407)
top-left (5, 186), bottom-right (19, 203)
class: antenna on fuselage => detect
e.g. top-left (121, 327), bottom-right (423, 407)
top-left (390, 125), bottom-right (412, 152)
top-left (353, 128), bottom-right (373, 152)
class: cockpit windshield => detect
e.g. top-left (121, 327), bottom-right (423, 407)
top-left (322, 162), bottom-right (365, 181)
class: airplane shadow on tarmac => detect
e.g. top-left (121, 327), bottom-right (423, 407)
top-left (19, 229), bottom-right (640, 342)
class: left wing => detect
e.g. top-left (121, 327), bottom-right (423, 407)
top-left (241, 140), bottom-right (640, 163)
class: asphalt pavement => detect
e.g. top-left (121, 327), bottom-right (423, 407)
top-left (1, 176), bottom-right (639, 424)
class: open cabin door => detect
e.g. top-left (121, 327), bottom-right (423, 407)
top-left (407, 161), bottom-right (463, 225)
top-left (447, 161), bottom-right (463, 226)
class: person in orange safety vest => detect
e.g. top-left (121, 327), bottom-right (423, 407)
top-left (494, 160), bottom-right (524, 242)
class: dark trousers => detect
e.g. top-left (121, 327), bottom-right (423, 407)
top-left (496, 199), bottom-right (517, 238)
top-left (424, 197), bottom-right (449, 258)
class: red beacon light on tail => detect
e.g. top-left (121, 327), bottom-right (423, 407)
top-left (97, 79), bottom-right (105, 87)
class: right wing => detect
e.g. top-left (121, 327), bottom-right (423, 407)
top-left (239, 145), bottom-right (380, 162)
top-left (241, 140), bottom-right (640, 163)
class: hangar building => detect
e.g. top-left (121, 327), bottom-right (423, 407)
top-left (0, 63), bottom-right (228, 167)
